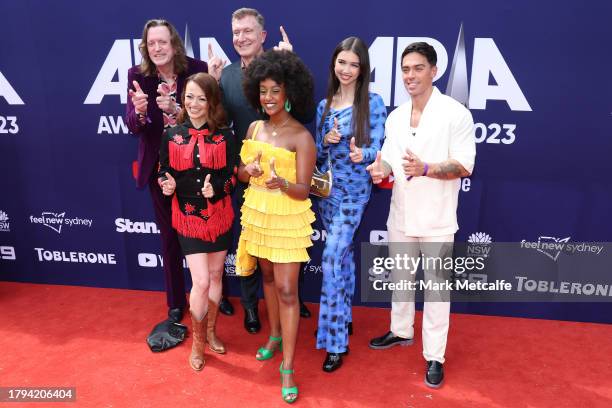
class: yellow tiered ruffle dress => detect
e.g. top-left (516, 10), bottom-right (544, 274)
top-left (236, 134), bottom-right (315, 276)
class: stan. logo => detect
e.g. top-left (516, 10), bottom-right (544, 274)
top-left (115, 218), bottom-right (160, 234)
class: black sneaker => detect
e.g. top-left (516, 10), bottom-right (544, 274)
top-left (425, 361), bottom-right (444, 388)
top-left (368, 331), bottom-right (413, 349)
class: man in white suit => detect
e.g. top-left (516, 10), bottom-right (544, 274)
top-left (366, 42), bottom-right (476, 388)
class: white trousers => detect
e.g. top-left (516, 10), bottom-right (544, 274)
top-left (388, 227), bottom-right (454, 363)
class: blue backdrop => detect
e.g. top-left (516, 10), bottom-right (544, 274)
top-left (1, 0), bottom-right (611, 323)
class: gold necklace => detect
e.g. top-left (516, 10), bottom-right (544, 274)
top-left (268, 117), bottom-right (291, 137)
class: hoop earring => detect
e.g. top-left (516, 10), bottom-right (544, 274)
top-left (284, 100), bottom-right (292, 112)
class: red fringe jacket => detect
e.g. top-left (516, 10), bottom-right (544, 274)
top-left (158, 120), bottom-right (237, 242)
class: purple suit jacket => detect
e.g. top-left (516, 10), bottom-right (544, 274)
top-left (125, 57), bottom-right (208, 188)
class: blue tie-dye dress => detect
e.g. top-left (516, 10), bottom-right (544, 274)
top-left (315, 92), bottom-right (386, 353)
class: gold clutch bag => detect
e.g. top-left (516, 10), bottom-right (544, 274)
top-left (310, 159), bottom-right (332, 198)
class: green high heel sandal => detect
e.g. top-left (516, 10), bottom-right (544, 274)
top-left (256, 336), bottom-right (282, 361)
top-left (279, 362), bottom-right (298, 404)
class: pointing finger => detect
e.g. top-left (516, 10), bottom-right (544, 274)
top-left (132, 80), bottom-right (143, 93)
top-left (269, 157), bottom-right (277, 177)
top-left (280, 25), bottom-right (289, 43)
top-left (349, 137), bottom-right (356, 152)
top-left (375, 151), bottom-right (382, 165)
top-left (157, 83), bottom-right (169, 96)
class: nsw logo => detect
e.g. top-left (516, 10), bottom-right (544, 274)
top-left (467, 232), bottom-right (492, 258)
top-left (0, 210), bottom-right (10, 232)
top-left (224, 253), bottom-right (236, 276)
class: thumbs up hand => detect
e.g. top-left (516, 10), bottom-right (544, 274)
top-left (348, 136), bottom-right (363, 163)
top-left (365, 151), bottom-right (385, 184)
top-left (160, 172), bottom-right (176, 195)
top-left (201, 174), bottom-right (214, 198)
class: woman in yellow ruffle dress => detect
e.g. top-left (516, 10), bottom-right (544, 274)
top-left (237, 50), bottom-right (315, 404)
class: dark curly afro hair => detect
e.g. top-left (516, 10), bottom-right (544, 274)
top-left (243, 50), bottom-right (315, 121)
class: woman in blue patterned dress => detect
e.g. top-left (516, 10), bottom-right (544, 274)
top-left (315, 37), bottom-right (387, 372)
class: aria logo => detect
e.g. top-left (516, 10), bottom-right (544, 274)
top-left (467, 232), bottom-right (493, 258)
top-left (224, 253), bottom-right (236, 276)
top-left (0, 71), bottom-right (24, 105)
top-left (0, 210), bottom-right (10, 232)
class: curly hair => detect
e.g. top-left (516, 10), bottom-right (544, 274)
top-left (243, 50), bottom-right (314, 121)
top-left (178, 73), bottom-right (227, 134)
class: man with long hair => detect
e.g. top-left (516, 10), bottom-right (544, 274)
top-left (125, 19), bottom-right (225, 347)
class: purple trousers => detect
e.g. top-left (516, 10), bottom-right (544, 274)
top-left (148, 176), bottom-right (186, 310)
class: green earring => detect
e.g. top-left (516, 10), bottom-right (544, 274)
top-left (261, 106), bottom-right (266, 114)
top-left (284, 100), bottom-right (292, 112)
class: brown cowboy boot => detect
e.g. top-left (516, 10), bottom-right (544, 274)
top-left (207, 300), bottom-right (226, 354)
top-left (189, 311), bottom-right (207, 371)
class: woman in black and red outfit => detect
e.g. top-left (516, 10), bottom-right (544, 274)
top-left (158, 72), bottom-right (237, 371)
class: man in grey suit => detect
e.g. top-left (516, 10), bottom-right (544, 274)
top-left (208, 7), bottom-right (312, 334)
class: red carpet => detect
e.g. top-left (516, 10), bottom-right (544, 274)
top-left (0, 281), bottom-right (611, 407)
